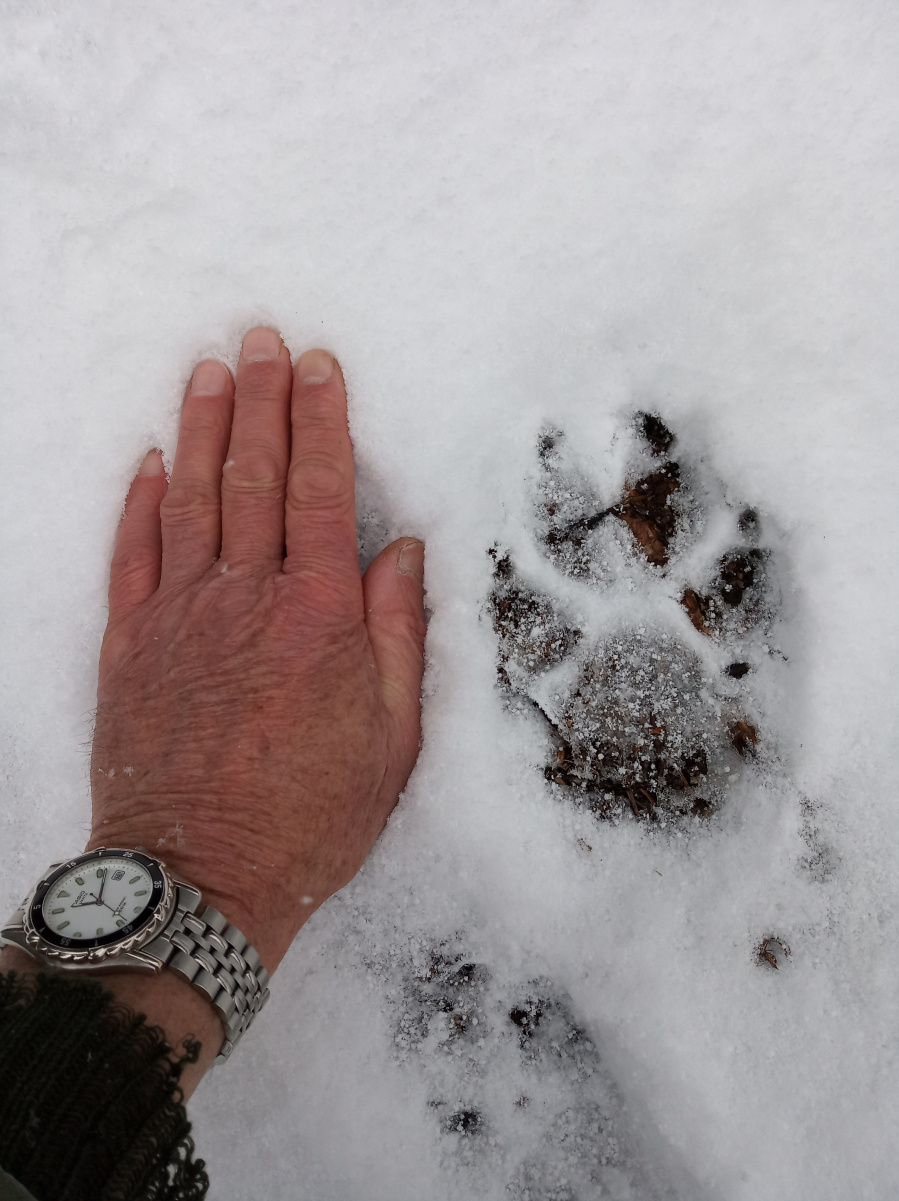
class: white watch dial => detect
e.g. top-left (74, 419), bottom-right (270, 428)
top-left (41, 856), bottom-right (156, 940)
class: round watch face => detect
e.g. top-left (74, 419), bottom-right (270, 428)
top-left (30, 849), bottom-right (167, 951)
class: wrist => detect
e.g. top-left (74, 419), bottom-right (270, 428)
top-left (83, 831), bottom-right (293, 972)
top-left (0, 942), bottom-right (220, 1099)
top-left (3, 838), bottom-right (277, 1090)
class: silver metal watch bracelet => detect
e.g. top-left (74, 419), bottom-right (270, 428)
top-left (145, 883), bottom-right (271, 1064)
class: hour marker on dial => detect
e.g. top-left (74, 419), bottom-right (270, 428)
top-left (96, 927), bottom-right (104, 936)
top-left (57, 890), bottom-right (70, 898)
top-left (96, 868), bottom-right (105, 877)
top-left (74, 877), bottom-right (84, 885)
top-left (58, 921), bottom-right (70, 930)
top-left (116, 919), bottom-right (125, 927)
top-left (129, 876), bottom-right (141, 884)
top-left (73, 932), bottom-right (82, 938)
top-left (134, 890), bottom-right (148, 896)
top-left (51, 907), bottom-right (65, 914)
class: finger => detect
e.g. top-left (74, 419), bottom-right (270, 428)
top-left (220, 327), bottom-right (293, 569)
top-left (159, 359), bottom-right (234, 587)
top-left (363, 538), bottom-right (427, 786)
top-left (283, 350), bottom-right (361, 617)
top-left (108, 450), bottom-right (168, 620)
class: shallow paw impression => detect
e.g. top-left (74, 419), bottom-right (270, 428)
top-left (378, 936), bottom-right (652, 1196)
top-left (490, 413), bottom-right (782, 824)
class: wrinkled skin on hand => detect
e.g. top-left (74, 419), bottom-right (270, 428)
top-left (86, 329), bottom-right (426, 973)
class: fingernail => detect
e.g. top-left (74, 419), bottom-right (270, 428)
top-left (189, 359), bottom-right (229, 396)
top-left (241, 327), bottom-right (283, 362)
top-left (396, 539), bottom-right (425, 582)
top-left (137, 450), bottom-right (165, 477)
top-left (296, 348), bottom-right (334, 386)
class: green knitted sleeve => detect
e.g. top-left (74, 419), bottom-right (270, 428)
top-left (0, 970), bottom-right (210, 1201)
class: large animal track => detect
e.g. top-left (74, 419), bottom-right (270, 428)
top-left (490, 413), bottom-right (782, 825)
top-left (344, 415), bottom-right (801, 1198)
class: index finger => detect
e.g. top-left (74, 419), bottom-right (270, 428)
top-left (282, 349), bottom-right (363, 618)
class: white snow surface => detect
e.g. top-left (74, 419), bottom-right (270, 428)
top-left (2, 3), bottom-right (898, 1198)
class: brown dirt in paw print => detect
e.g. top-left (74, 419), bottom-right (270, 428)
top-left (682, 549), bottom-right (770, 637)
top-left (614, 462), bottom-right (682, 566)
top-left (489, 547), bottom-right (581, 684)
top-left (544, 629), bottom-right (721, 821)
top-left (537, 414), bottom-right (687, 573)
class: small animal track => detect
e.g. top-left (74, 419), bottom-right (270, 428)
top-left (372, 934), bottom-right (659, 1197)
top-left (490, 413), bottom-right (783, 825)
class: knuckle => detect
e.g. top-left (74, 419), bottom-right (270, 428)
top-left (287, 456), bottom-right (352, 511)
top-left (160, 480), bottom-right (221, 529)
top-left (278, 562), bottom-right (361, 617)
top-left (300, 396), bottom-right (347, 431)
top-left (236, 362), bottom-right (287, 400)
top-left (221, 446), bottom-right (286, 496)
top-left (179, 398), bottom-right (229, 440)
top-left (397, 608), bottom-right (429, 646)
top-left (111, 547), bottom-right (155, 578)
top-left (109, 549), bottom-right (158, 596)
top-left (371, 602), bottom-right (427, 648)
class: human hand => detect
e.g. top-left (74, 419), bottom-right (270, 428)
top-left (85, 327), bottom-right (427, 974)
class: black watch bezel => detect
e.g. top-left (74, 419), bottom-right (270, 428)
top-left (29, 848), bottom-right (167, 952)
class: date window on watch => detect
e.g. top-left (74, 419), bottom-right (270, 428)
top-left (111, 869), bottom-right (126, 881)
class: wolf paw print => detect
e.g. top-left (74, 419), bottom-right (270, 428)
top-left (375, 935), bottom-right (652, 1195)
top-left (490, 412), bottom-right (783, 825)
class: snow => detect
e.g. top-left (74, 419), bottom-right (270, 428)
top-left (2, 2), bottom-right (898, 1197)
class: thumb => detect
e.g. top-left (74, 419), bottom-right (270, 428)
top-left (363, 538), bottom-right (427, 784)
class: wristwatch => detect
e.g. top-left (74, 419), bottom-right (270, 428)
top-left (0, 847), bottom-right (270, 1065)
